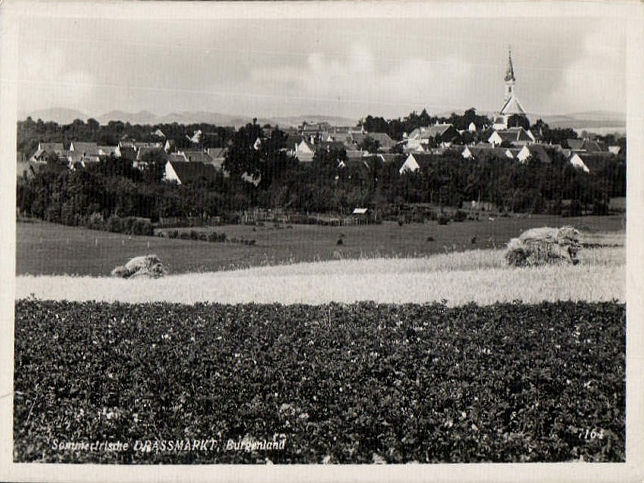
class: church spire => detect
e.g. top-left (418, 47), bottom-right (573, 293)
top-left (505, 46), bottom-right (515, 82)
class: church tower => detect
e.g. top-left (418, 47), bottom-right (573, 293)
top-left (504, 48), bottom-right (516, 102)
top-left (493, 46), bottom-right (527, 130)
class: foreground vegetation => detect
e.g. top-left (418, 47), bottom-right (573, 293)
top-left (14, 300), bottom-right (625, 464)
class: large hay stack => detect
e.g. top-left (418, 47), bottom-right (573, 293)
top-left (505, 226), bottom-right (581, 267)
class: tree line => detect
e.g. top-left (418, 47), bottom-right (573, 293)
top-left (17, 120), bottom-right (625, 229)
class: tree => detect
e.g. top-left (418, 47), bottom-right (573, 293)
top-left (359, 136), bottom-right (380, 153)
top-left (507, 114), bottom-right (530, 130)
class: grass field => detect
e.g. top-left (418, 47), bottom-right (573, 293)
top-left (16, 215), bottom-right (625, 276)
top-left (17, 246), bottom-right (624, 305)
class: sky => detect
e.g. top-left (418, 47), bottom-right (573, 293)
top-left (17, 15), bottom-right (626, 120)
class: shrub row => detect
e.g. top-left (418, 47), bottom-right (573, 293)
top-left (162, 229), bottom-right (227, 243)
top-left (160, 230), bottom-right (256, 245)
top-left (87, 213), bottom-right (153, 236)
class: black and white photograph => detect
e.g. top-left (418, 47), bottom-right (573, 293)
top-left (1, 1), bottom-right (643, 481)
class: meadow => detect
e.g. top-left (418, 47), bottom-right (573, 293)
top-left (16, 215), bottom-right (625, 276)
top-left (17, 246), bottom-right (624, 305)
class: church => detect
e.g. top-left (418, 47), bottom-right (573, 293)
top-left (492, 48), bottom-right (528, 130)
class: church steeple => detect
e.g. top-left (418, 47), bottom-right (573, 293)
top-left (505, 47), bottom-right (515, 83)
top-left (504, 46), bottom-right (515, 102)
top-left (494, 47), bottom-right (527, 129)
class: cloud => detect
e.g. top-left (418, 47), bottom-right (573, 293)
top-left (209, 44), bottom-right (478, 117)
top-left (19, 45), bottom-right (97, 113)
top-left (547, 23), bottom-right (625, 114)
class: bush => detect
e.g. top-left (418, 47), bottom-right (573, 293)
top-left (179, 232), bottom-right (190, 240)
top-left (207, 232), bottom-right (226, 243)
top-left (562, 200), bottom-right (583, 218)
top-left (189, 230), bottom-right (200, 240)
top-left (453, 210), bottom-right (467, 222)
top-left (132, 218), bottom-right (153, 236)
top-left (106, 215), bottom-right (121, 233)
top-left (592, 200), bottom-right (609, 216)
top-left (437, 214), bottom-right (450, 225)
top-left (87, 212), bottom-right (105, 230)
top-left (199, 232), bottom-right (208, 241)
top-left (168, 230), bottom-right (179, 239)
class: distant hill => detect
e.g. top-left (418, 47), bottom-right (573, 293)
top-left (21, 107), bottom-right (623, 132)
top-left (21, 108), bottom-right (88, 125)
top-left (536, 111), bottom-right (625, 130)
top-left (269, 114), bottom-right (358, 128)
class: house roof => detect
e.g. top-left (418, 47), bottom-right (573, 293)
top-left (179, 150), bottom-right (213, 163)
top-left (136, 147), bottom-right (167, 161)
top-left (71, 142), bottom-right (99, 155)
top-left (493, 127), bottom-right (533, 143)
top-left (409, 124), bottom-right (456, 140)
top-left (168, 161), bottom-right (219, 184)
top-left (206, 147), bottom-right (227, 159)
top-left (348, 132), bottom-right (394, 147)
top-left (297, 139), bottom-right (315, 152)
top-left (98, 145), bottom-right (117, 154)
top-left (571, 152), bottom-right (615, 172)
top-left (466, 146), bottom-right (515, 159)
top-left (522, 144), bottom-right (552, 163)
top-left (406, 153), bottom-right (435, 164)
top-left (39, 142), bottom-right (64, 152)
top-left (168, 153), bottom-right (188, 163)
top-left (68, 151), bottom-right (100, 164)
top-left (318, 140), bottom-right (345, 151)
top-left (118, 146), bottom-right (137, 161)
top-left (345, 150), bottom-right (366, 160)
top-left (567, 139), bottom-right (585, 150)
top-left (378, 153), bottom-right (405, 163)
top-left (31, 142), bottom-right (65, 161)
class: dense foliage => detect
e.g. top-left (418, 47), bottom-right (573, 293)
top-left (16, 115), bottom-right (626, 228)
top-left (17, 117), bottom-right (235, 156)
top-left (17, 143), bottom-right (625, 228)
top-left (14, 299), bottom-right (625, 464)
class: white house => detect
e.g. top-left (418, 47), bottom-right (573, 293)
top-left (29, 142), bottom-right (65, 163)
top-left (488, 127), bottom-right (535, 147)
top-left (462, 145), bottom-right (514, 160)
top-left (569, 153), bottom-right (590, 173)
top-left (399, 153), bottom-right (432, 174)
top-left (295, 139), bottom-right (315, 162)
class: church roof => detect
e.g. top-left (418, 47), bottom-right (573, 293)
top-left (499, 95), bottom-right (526, 115)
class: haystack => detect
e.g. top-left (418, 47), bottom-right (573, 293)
top-left (111, 254), bottom-right (168, 278)
top-left (505, 226), bottom-right (581, 267)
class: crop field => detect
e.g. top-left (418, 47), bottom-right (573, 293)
top-left (13, 299), bottom-right (625, 464)
top-left (16, 215), bottom-right (624, 276)
top-left (16, 246), bottom-right (625, 305)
